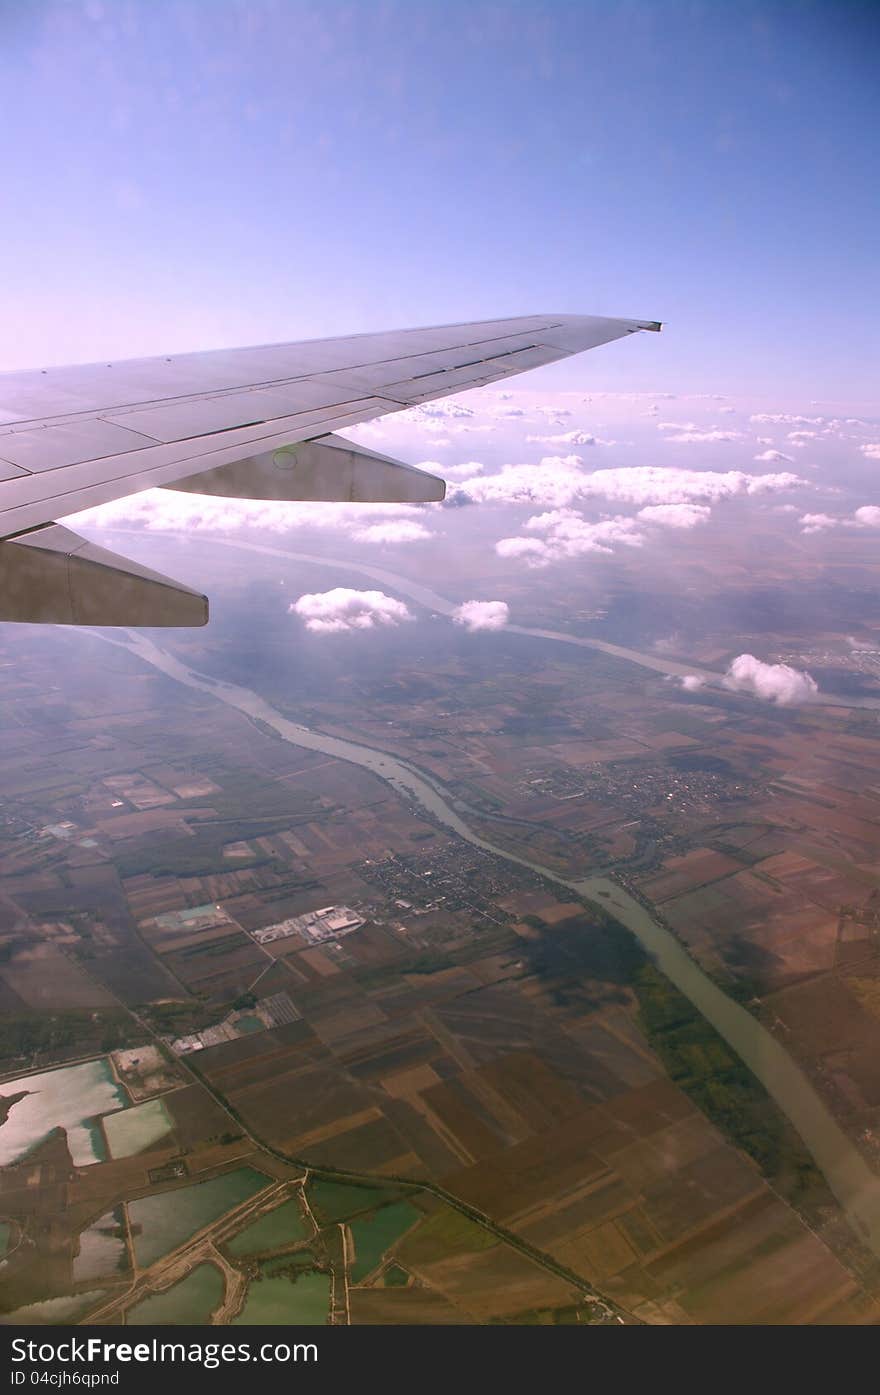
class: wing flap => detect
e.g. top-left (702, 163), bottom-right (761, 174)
top-left (163, 434), bottom-right (445, 503)
top-left (0, 398), bottom-right (395, 538)
top-left (0, 524), bottom-right (208, 626)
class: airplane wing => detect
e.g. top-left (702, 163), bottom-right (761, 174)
top-left (0, 313), bottom-right (660, 626)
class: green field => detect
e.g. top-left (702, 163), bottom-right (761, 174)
top-left (307, 1179), bottom-right (399, 1223)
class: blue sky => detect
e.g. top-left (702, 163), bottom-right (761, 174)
top-left (2, 0), bottom-right (878, 400)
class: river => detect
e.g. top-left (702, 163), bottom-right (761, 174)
top-left (90, 621), bottom-right (880, 1257)
top-left (197, 536), bottom-right (880, 709)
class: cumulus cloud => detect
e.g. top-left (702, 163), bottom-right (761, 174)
top-left (441, 460), bottom-right (485, 478)
top-left (680, 675), bottom-right (706, 692)
top-left (448, 458), bottom-right (805, 511)
top-left (723, 654), bottom-right (818, 705)
top-left (411, 400), bottom-right (473, 419)
top-left (787, 431), bottom-right (819, 445)
top-left (291, 588), bottom-right (413, 634)
top-left (637, 504), bottom-right (711, 529)
top-left (799, 506), bottom-right (880, 534)
top-left (72, 490), bottom-right (428, 536)
top-left (452, 600), bottom-right (510, 632)
top-left (800, 513), bottom-right (838, 534)
top-left (754, 449), bottom-right (793, 463)
top-left (525, 429), bottom-right (604, 447)
top-left (659, 422), bottom-right (743, 443)
top-left (495, 536), bottom-right (551, 563)
top-left (498, 510), bottom-right (645, 567)
top-left (861, 443), bottom-right (880, 461)
top-left (353, 520), bottom-right (432, 544)
top-left (751, 413), bottom-right (825, 426)
top-left (670, 430), bottom-right (744, 443)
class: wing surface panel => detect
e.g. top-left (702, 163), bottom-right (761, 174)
top-left (0, 313), bottom-right (660, 623)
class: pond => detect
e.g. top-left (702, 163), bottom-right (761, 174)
top-left (128, 1167), bottom-right (268, 1268)
top-left (227, 1197), bottom-right (310, 1256)
top-left (73, 1207), bottom-right (128, 1283)
top-left (349, 1202), bottom-right (421, 1284)
top-left (232, 1268), bottom-right (329, 1325)
top-left (0, 1291), bottom-right (105, 1325)
top-left (103, 1098), bottom-right (173, 1159)
top-left (126, 1264), bottom-right (224, 1325)
top-left (0, 1059), bottom-right (124, 1166)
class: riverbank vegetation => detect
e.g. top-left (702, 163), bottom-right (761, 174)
top-left (632, 961), bottom-right (853, 1233)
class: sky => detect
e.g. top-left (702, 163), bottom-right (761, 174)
top-left (2, 0), bottom-right (878, 400)
top-left (3, 0), bottom-right (878, 661)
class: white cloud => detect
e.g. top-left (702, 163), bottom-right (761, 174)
top-left (411, 400), bottom-right (473, 419)
top-left (353, 520), bottom-right (432, 544)
top-left (861, 443), bottom-right (880, 461)
top-left (723, 654), bottom-right (818, 706)
top-left (72, 490), bottom-right (427, 535)
top-left (637, 504), bottom-right (711, 529)
top-left (450, 459), bottom-right (805, 511)
top-left (754, 449), bottom-right (793, 463)
top-left (494, 536), bottom-right (550, 563)
top-left (680, 675), bottom-right (706, 692)
top-left (800, 513), bottom-right (838, 534)
top-left (750, 413), bottom-right (825, 426)
top-left (787, 431), bottom-right (819, 444)
top-left (664, 429), bottom-right (744, 444)
top-left (452, 600), bottom-right (510, 632)
top-left (525, 429), bottom-right (601, 446)
top-left (291, 588), bottom-right (413, 634)
top-left (799, 506), bottom-right (880, 534)
top-left (441, 460), bottom-right (485, 478)
top-left (499, 510), bottom-right (645, 567)
top-left (659, 421), bottom-right (743, 443)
